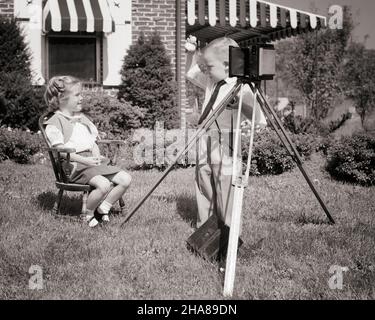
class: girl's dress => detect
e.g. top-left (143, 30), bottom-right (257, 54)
top-left (45, 111), bottom-right (122, 184)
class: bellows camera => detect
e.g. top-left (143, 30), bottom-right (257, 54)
top-left (229, 45), bottom-right (276, 81)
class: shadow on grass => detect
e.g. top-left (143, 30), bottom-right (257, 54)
top-left (238, 238), bottom-right (265, 263)
top-left (176, 194), bottom-right (197, 228)
top-left (37, 191), bottom-right (83, 218)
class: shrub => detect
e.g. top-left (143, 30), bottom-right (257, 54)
top-left (124, 127), bottom-right (192, 170)
top-left (0, 127), bottom-right (44, 164)
top-left (118, 32), bottom-right (179, 129)
top-left (326, 133), bottom-right (375, 186)
top-left (81, 91), bottom-right (144, 139)
top-left (328, 112), bottom-right (352, 133)
top-left (0, 17), bottom-right (31, 77)
top-left (283, 114), bottom-right (314, 134)
top-left (122, 127), bottom-right (318, 174)
top-left (283, 112), bottom-right (352, 137)
top-left (0, 18), bottom-right (47, 131)
top-left (242, 129), bottom-right (317, 175)
top-left (0, 72), bottom-right (47, 131)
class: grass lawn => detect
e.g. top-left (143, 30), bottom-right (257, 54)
top-left (0, 153), bottom-right (374, 300)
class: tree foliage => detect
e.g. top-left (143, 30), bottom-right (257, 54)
top-left (118, 32), bottom-right (179, 129)
top-left (341, 43), bottom-right (375, 127)
top-left (276, 6), bottom-right (354, 122)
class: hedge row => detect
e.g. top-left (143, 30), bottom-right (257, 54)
top-left (1, 126), bottom-right (374, 187)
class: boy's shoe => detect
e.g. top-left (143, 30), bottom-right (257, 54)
top-left (101, 214), bottom-right (110, 223)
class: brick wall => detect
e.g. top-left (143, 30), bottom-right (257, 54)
top-left (0, 0), bottom-right (14, 18)
top-left (132, 0), bottom-right (189, 127)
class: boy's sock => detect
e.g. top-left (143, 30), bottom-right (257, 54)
top-left (97, 200), bottom-right (112, 215)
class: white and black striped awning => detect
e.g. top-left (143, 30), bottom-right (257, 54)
top-left (187, 0), bottom-right (327, 43)
top-left (43, 0), bottom-right (115, 33)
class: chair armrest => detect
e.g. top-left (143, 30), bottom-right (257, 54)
top-left (49, 147), bottom-right (76, 153)
top-left (97, 139), bottom-right (125, 145)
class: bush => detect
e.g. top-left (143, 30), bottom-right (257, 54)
top-left (81, 91), bottom-right (145, 139)
top-left (0, 18), bottom-right (31, 77)
top-left (0, 127), bottom-right (44, 164)
top-left (0, 72), bottom-right (47, 131)
top-left (326, 133), bottom-right (375, 186)
top-left (122, 127), bottom-right (318, 174)
top-left (283, 112), bottom-right (352, 137)
top-left (0, 18), bottom-right (47, 131)
top-left (242, 129), bottom-right (317, 175)
top-left (283, 114), bottom-right (314, 134)
top-left (124, 127), bottom-right (192, 170)
top-left (328, 112), bottom-right (352, 132)
top-left (118, 32), bottom-right (179, 129)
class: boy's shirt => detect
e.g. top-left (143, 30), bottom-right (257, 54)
top-left (187, 63), bottom-right (267, 131)
top-left (187, 61), bottom-right (267, 164)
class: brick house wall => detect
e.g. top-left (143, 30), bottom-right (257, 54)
top-left (0, 0), bottom-right (13, 17)
top-left (132, 0), bottom-right (189, 126)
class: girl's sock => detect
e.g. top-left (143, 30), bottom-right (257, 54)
top-left (97, 200), bottom-right (112, 215)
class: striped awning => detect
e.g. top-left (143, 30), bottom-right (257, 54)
top-left (187, 0), bottom-right (327, 43)
top-left (43, 0), bottom-right (115, 33)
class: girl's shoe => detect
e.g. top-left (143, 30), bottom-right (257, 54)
top-left (97, 207), bottom-right (110, 223)
top-left (85, 215), bottom-right (99, 228)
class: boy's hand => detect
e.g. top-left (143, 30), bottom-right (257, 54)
top-left (185, 35), bottom-right (197, 52)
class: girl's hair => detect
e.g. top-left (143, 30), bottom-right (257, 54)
top-left (44, 75), bottom-right (81, 111)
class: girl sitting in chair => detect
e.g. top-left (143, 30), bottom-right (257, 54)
top-left (44, 76), bottom-right (132, 228)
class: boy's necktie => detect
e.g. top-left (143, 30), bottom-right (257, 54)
top-left (198, 79), bottom-right (226, 125)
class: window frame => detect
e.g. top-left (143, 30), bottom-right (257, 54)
top-left (45, 32), bottom-right (102, 85)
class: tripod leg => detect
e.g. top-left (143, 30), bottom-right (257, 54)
top-left (223, 185), bottom-right (244, 297)
top-left (223, 84), bottom-right (257, 297)
top-left (252, 85), bottom-right (335, 224)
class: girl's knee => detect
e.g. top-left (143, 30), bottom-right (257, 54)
top-left (96, 179), bottom-right (112, 194)
top-left (115, 171), bottom-right (132, 188)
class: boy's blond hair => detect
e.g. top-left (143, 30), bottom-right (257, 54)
top-left (203, 37), bottom-right (239, 64)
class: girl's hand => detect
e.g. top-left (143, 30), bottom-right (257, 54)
top-left (91, 143), bottom-right (101, 158)
top-left (84, 157), bottom-right (101, 167)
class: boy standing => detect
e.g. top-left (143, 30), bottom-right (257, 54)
top-left (185, 36), bottom-right (267, 230)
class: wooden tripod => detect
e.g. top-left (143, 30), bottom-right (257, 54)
top-left (120, 78), bottom-right (335, 296)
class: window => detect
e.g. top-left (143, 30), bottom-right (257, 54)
top-left (47, 35), bottom-right (100, 83)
